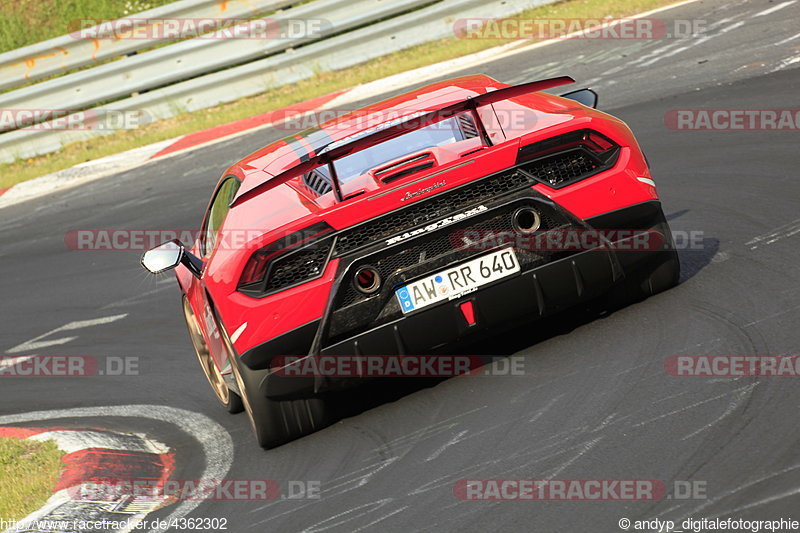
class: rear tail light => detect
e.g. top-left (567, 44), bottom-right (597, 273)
top-left (516, 129), bottom-right (620, 188)
top-left (238, 222), bottom-right (334, 297)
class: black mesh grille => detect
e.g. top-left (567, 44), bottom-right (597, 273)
top-left (521, 149), bottom-right (600, 188)
top-left (264, 240), bottom-right (332, 293)
top-left (334, 169), bottom-right (535, 256)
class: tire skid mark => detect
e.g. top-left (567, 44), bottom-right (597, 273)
top-left (249, 457), bottom-right (401, 522)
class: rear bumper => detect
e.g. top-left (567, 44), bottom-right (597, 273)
top-left (238, 200), bottom-right (676, 400)
top-left (321, 245), bottom-right (620, 356)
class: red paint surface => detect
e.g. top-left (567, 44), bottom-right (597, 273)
top-left (0, 427), bottom-right (53, 438)
top-left (56, 448), bottom-right (175, 491)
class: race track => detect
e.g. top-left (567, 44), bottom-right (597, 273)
top-left (2, 0), bottom-right (799, 531)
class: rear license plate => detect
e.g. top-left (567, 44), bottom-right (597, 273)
top-left (395, 248), bottom-right (520, 314)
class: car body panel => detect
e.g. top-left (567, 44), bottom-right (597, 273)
top-left (170, 74), bottom-right (674, 380)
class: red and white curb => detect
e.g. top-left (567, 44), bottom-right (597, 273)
top-left (0, 405), bottom-right (233, 533)
top-left (0, 90), bottom-right (350, 209)
top-left (1, 426), bottom-right (173, 533)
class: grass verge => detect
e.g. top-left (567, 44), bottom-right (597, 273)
top-left (0, 0), bottom-right (678, 189)
top-left (0, 0), bottom-right (175, 53)
top-left (0, 437), bottom-right (63, 521)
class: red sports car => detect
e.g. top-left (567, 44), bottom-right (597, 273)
top-left (142, 75), bottom-right (679, 448)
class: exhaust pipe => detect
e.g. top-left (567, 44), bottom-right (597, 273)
top-left (354, 266), bottom-right (381, 294)
top-left (512, 207), bottom-right (541, 234)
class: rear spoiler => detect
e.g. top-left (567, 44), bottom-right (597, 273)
top-left (231, 76), bottom-right (575, 207)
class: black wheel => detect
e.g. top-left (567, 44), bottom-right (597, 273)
top-left (218, 314), bottom-right (330, 449)
top-left (182, 297), bottom-right (243, 414)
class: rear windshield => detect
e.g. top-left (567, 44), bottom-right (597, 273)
top-left (331, 117), bottom-right (466, 183)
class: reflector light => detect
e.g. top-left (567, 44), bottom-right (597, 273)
top-left (459, 301), bottom-right (477, 326)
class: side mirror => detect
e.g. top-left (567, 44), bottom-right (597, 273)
top-left (141, 239), bottom-right (202, 278)
top-left (142, 240), bottom-right (183, 274)
top-left (559, 88), bottom-right (599, 109)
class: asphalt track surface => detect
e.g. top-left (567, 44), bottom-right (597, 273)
top-left (2, 0), bottom-right (799, 531)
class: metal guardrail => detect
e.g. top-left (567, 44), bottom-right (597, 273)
top-left (0, 0), bottom-right (295, 91)
top-left (0, 0), bottom-right (433, 123)
top-left (0, 0), bottom-right (555, 163)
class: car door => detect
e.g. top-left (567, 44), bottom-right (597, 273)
top-left (185, 176), bottom-right (241, 373)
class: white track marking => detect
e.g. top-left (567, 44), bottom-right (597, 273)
top-left (652, 462), bottom-right (800, 521)
top-left (527, 394), bottom-right (564, 423)
top-left (772, 54), bottom-right (800, 71)
top-left (774, 32), bottom-right (800, 45)
top-left (6, 314), bottom-right (128, 354)
top-left (680, 384), bottom-right (755, 440)
top-left (6, 336), bottom-right (78, 353)
top-left (741, 302), bottom-right (800, 328)
top-left (745, 218), bottom-right (800, 249)
top-left (753, 0), bottom-right (796, 17)
top-left (710, 487), bottom-right (800, 516)
top-left (632, 383), bottom-right (757, 428)
top-left (248, 457), bottom-right (405, 527)
top-left (545, 437), bottom-right (604, 479)
top-left (0, 405), bottom-right (233, 533)
top-left (368, 405), bottom-right (486, 456)
top-left (425, 430), bottom-right (468, 462)
top-left (637, 20), bottom-right (746, 68)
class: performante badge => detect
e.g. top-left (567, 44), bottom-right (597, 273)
top-left (400, 181), bottom-right (446, 201)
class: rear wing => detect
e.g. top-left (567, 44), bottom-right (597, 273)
top-left (231, 76), bottom-right (575, 206)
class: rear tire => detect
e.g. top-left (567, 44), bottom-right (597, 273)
top-left (182, 297), bottom-right (243, 414)
top-left (218, 314), bottom-right (330, 449)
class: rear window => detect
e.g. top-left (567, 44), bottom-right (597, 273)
top-left (331, 116), bottom-right (466, 183)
